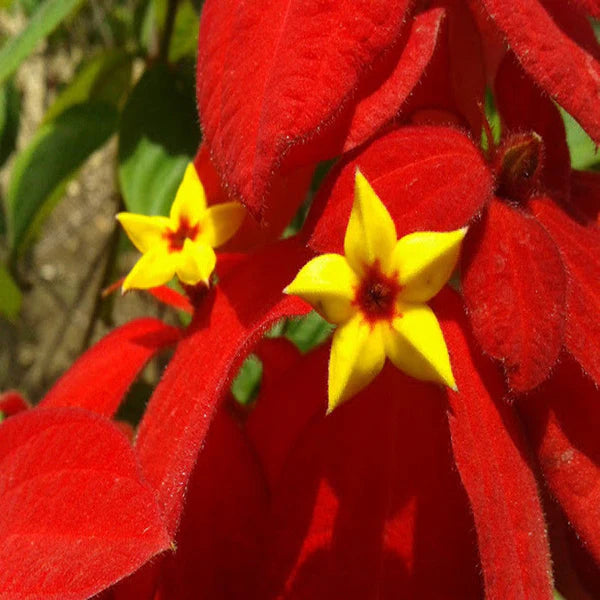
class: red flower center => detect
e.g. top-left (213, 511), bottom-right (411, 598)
top-left (354, 264), bottom-right (401, 323)
top-left (164, 219), bottom-right (200, 252)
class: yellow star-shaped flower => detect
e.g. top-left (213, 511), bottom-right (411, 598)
top-left (117, 163), bottom-right (245, 292)
top-left (285, 169), bottom-right (467, 413)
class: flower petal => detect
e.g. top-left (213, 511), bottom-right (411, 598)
top-left (328, 315), bottom-right (385, 413)
top-left (199, 201), bottom-right (246, 248)
top-left (116, 213), bottom-right (170, 253)
top-left (176, 239), bottom-right (216, 286)
top-left (384, 302), bottom-right (456, 389)
top-left (284, 254), bottom-right (358, 324)
top-left (170, 162), bottom-right (207, 226)
top-left (344, 170), bottom-right (397, 275)
top-left (393, 228), bottom-right (467, 303)
top-left (122, 248), bottom-right (176, 292)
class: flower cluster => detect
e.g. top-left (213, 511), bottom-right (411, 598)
top-left (2, 1), bottom-right (600, 599)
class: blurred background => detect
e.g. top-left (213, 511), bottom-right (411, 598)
top-left (0, 0), bottom-right (202, 403)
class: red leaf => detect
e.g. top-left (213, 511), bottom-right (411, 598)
top-left (479, 0), bottom-right (600, 142)
top-left (0, 408), bottom-right (169, 600)
top-left (256, 361), bottom-right (482, 599)
top-left (461, 199), bottom-right (566, 391)
top-left (531, 197), bottom-right (600, 385)
top-left (402, 0), bottom-right (486, 135)
top-left (0, 391), bottom-right (28, 417)
top-left (247, 341), bottom-right (328, 491)
top-left (567, 0), bottom-right (600, 19)
top-left (437, 290), bottom-right (554, 599)
top-left (495, 53), bottom-right (571, 200)
top-left (340, 8), bottom-right (446, 152)
top-left (545, 499), bottom-right (598, 600)
top-left (40, 318), bottom-right (180, 418)
top-left (308, 126), bottom-right (492, 253)
top-left (571, 170), bottom-right (600, 225)
top-left (435, 0), bottom-right (486, 134)
top-left (197, 0), bottom-right (411, 216)
top-left (147, 286), bottom-right (193, 314)
top-left (155, 407), bottom-right (268, 599)
top-left (519, 357), bottom-right (600, 571)
top-left (542, 0), bottom-right (600, 60)
top-left (135, 239), bottom-right (311, 535)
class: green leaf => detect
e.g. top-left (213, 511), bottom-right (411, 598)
top-left (560, 106), bottom-right (599, 170)
top-left (0, 80), bottom-right (20, 168)
top-left (0, 263), bottom-right (22, 321)
top-left (482, 88), bottom-right (501, 152)
top-left (285, 311), bottom-right (334, 353)
top-left (118, 63), bottom-right (199, 216)
top-left (231, 354), bottom-right (263, 406)
top-left (7, 102), bottom-right (118, 254)
top-left (0, 0), bottom-right (85, 87)
top-left (43, 50), bottom-right (132, 124)
top-left (169, 0), bottom-right (199, 63)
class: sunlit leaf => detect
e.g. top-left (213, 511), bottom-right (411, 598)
top-left (118, 63), bottom-right (199, 216)
top-left (560, 106), bottom-right (599, 170)
top-left (285, 311), bottom-right (334, 353)
top-left (231, 354), bottom-right (263, 405)
top-left (7, 101), bottom-right (118, 254)
top-left (169, 0), bottom-right (199, 63)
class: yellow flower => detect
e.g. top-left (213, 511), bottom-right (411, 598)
top-left (117, 163), bottom-right (245, 292)
top-left (285, 169), bottom-right (467, 413)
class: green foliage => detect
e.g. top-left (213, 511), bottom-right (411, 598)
top-left (43, 50), bottom-right (133, 124)
top-left (482, 88), bottom-right (501, 152)
top-left (0, 0), bottom-right (85, 87)
top-left (285, 311), bottom-right (334, 353)
top-left (0, 263), bottom-right (22, 321)
top-left (231, 354), bottom-right (263, 405)
top-left (560, 107), bottom-right (599, 170)
top-left (0, 80), bottom-right (20, 169)
top-left (118, 63), bottom-right (199, 217)
top-left (7, 102), bottom-right (118, 254)
top-left (169, 0), bottom-right (199, 63)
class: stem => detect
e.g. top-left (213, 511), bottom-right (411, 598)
top-left (159, 0), bottom-right (179, 62)
top-left (80, 222), bottom-right (120, 351)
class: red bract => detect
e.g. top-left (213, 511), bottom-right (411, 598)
top-left (197, 0), bottom-right (443, 218)
top-left (477, 0), bottom-right (600, 142)
top-left (40, 318), bottom-right (180, 418)
top-left (307, 125), bottom-right (493, 251)
top-left (0, 408), bottom-right (169, 599)
top-left (0, 390), bottom-right (28, 417)
top-left (457, 54), bottom-right (600, 391)
top-left (5, 0), bottom-right (600, 595)
top-left (108, 294), bottom-right (563, 599)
